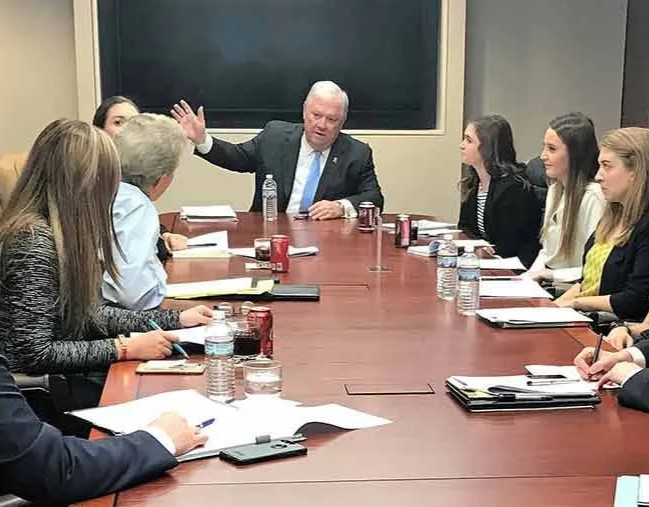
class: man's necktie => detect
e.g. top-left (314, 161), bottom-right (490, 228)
top-left (299, 151), bottom-right (322, 212)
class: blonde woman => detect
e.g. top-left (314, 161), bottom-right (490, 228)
top-left (557, 128), bottom-right (649, 321)
top-left (527, 113), bottom-right (605, 283)
top-left (0, 119), bottom-right (211, 408)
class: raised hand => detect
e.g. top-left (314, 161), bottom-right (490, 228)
top-left (171, 99), bottom-right (207, 144)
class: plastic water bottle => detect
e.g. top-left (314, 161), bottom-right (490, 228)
top-left (436, 234), bottom-right (458, 300)
top-left (457, 245), bottom-right (480, 316)
top-left (262, 174), bottom-right (278, 221)
top-left (204, 311), bottom-right (235, 402)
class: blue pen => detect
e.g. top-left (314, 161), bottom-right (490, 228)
top-left (196, 418), bottom-right (215, 429)
top-left (148, 319), bottom-right (189, 359)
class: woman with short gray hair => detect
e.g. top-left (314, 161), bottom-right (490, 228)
top-left (103, 113), bottom-right (190, 310)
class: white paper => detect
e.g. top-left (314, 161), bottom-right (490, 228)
top-left (383, 220), bottom-right (456, 230)
top-left (180, 205), bottom-right (237, 221)
top-left (418, 228), bottom-right (462, 237)
top-left (172, 247), bottom-right (231, 259)
top-left (407, 246), bottom-right (433, 257)
top-left (229, 246), bottom-right (319, 258)
top-left (480, 279), bottom-right (552, 299)
top-left (187, 231), bottom-right (229, 248)
top-left (476, 307), bottom-right (592, 324)
top-left (639, 474), bottom-right (649, 505)
top-left (479, 257), bottom-right (526, 270)
top-left (145, 359), bottom-right (188, 369)
top-left (454, 239), bottom-right (492, 249)
top-left (70, 389), bottom-right (391, 462)
top-left (131, 326), bottom-right (208, 346)
top-left (448, 375), bottom-right (596, 396)
top-left (166, 277), bottom-right (253, 298)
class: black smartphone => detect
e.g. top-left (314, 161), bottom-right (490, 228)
top-left (219, 440), bottom-right (307, 466)
top-left (293, 214), bottom-right (309, 220)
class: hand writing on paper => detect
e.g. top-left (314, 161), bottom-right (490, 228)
top-left (573, 347), bottom-right (632, 380)
top-left (149, 412), bottom-right (208, 456)
top-left (162, 232), bottom-right (189, 251)
top-left (171, 100), bottom-right (207, 145)
top-left (127, 330), bottom-right (179, 360)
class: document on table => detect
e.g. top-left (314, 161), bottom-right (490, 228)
top-left (131, 326), bottom-right (208, 346)
top-left (180, 205), bottom-right (238, 222)
top-left (479, 257), bottom-right (526, 270)
top-left (229, 246), bottom-right (319, 258)
top-left (614, 476), bottom-right (640, 507)
top-left (524, 364), bottom-right (619, 390)
top-left (166, 277), bottom-right (274, 299)
top-left (454, 239), bottom-right (491, 249)
top-left (69, 389), bottom-right (392, 462)
top-left (479, 278), bottom-right (552, 299)
top-left (448, 375), bottom-right (597, 396)
top-left (476, 307), bottom-right (592, 327)
top-left (407, 245), bottom-right (433, 257)
top-left (418, 228), bottom-right (462, 237)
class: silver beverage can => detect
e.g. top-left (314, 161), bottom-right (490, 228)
top-left (358, 202), bottom-right (376, 232)
top-left (394, 214), bottom-right (411, 248)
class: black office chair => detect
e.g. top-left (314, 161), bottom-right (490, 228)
top-left (526, 156), bottom-right (548, 213)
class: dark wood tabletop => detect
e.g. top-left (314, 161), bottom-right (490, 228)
top-left (75, 213), bottom-right (639, 507)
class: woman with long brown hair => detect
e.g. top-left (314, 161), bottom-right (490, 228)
top-left (0, 119), bottom-right (211, 408)
top-left (527, 112), bottom-right (605, 282)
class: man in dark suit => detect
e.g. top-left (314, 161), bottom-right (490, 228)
top-left (171, 81), bottom-right (384, 220)
top-left (0, 353), bottom-right (207, 505)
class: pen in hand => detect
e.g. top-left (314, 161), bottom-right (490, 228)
top-left (196, 418), bottom-right (215, 429)
top-left (588, 333), bottom-right (604, 381)
top-left (148, 319), bottom-right (189, 359)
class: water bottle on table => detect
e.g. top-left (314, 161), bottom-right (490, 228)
top-left (437, 234), bottom-right (458, 300)
top-left (457, 245), bottom-right (480, 315)
top-left (205, 311), bottom-right (235, 402)
top-left (262, 174), bottom-right (278, 222)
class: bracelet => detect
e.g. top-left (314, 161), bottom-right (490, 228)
top-left (116, 334), bottom-right (129, 361)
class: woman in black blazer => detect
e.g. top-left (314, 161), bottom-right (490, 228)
top-left (458, 115), bottom-right (542, 268)
top-left (557, 128), bottom-right (649, 321)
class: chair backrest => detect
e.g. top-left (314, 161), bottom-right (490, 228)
top-left (0, 152), bottom-right (27, 214)
top-left (526, 156), bottom-right (548, 212)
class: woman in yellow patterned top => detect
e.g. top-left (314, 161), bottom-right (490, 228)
top-left (556, 128), bottom-right (649, 321)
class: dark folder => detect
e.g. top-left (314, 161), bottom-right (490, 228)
top-left (210, 283), bottom-right (320, 302)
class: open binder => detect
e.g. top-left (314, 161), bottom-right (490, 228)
top-left (445, 375), bottom-right (601, 412)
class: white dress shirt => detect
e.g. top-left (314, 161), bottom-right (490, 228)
top-left (196, 133), bottom-right (357, 218)
top-left (528, 182), bottom-right (605, 282)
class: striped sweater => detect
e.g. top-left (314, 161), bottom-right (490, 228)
top-left (0, 221), bottom-right (180, 374)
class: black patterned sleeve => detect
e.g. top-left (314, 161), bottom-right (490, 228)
top-left (2, 227), bottom-right (118, 374)
top-left (94, 305), bottom-right (181, 335)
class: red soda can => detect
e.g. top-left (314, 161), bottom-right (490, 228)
top-left (270, 235), bottom-right (289, 272)
top-left (248, 306), bottom-right (273, 358)
top-left (394, 214), bottom-right (411, 248)
top-left (358, 202), bottom-right (376, 233)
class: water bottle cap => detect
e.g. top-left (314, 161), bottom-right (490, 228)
top-left (213, 310), bottom-right (227, 321)
top-left (265, 174), bottom-right (273, 179)
top-left (443, 234), bottom-right (453, 240)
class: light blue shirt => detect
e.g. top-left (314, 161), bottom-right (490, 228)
top-left (102, 182), bottom-right (167, 310)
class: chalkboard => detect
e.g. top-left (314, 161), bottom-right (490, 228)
top-left (98, 0), bottom-right (440, 129)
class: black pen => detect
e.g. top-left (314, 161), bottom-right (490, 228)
top-left (589, 333), bottom-right (604, 381)
top-left (526, 379), bottom-right (580, 386)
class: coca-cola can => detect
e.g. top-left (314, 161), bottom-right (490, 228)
top-left (394, 214), bottom-right (411, 248)
top-left (358, 202), bottom-right (376, 233)
top-left (248, 306), bottom-right (273, 358)
top-left (270, 235), bottom-right (289, 272)
top-left (410, 220), bottom-right (419, 245)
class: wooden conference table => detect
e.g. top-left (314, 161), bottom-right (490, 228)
top-left (77, 213), bottom-right (645, 507)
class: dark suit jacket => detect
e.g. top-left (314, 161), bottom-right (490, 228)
top-left (0, 354), bottom-right (176, 505)
top-left (458, 172), bottom-right (542, 268)
top-left (199, 121), bottom-right (384, 212)
top-left (619, 362), bottom-right (649, 413)
top-left (581, 208), bottom-right (649, 321)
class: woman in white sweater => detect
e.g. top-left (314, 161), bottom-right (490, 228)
top-left (527, 113), bottom-right (605, 282)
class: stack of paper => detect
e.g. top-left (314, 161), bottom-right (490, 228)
top-left (479, 257), bottom-right (526, 270)
top-left (613, 475), bottom-right (649, 507)
top-left (173, 231), bottom-right (230, 259)
top-left (166, 277), bottom-right (274, 299)
top-left (476, 307), bottom-right (591, 328)
top-left (479, 278), bottom-right (552, 299)
top-left (70, 389), bottom-right (392, 462)
top-left (180, 205), bottom-right (238, 222)
top-left (229, 246), bottom-right (319, 258)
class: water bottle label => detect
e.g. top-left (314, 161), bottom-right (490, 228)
top-left (458, 268), bottom-right (480, 282)
top-left (438, 255), bottom-right (457, 269)
top-left (205, 341), bottom-right (234, 356)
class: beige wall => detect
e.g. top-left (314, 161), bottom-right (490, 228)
top-left (1, 0), bottom-right (463, 223)
top-left (465, 0), bottom-right (627, 161)
top-left (0, 0), bottom-right (77, 154)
